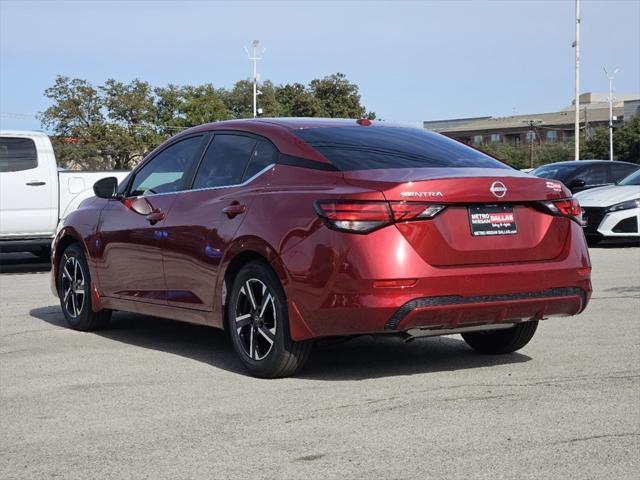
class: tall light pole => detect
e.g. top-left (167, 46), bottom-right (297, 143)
top-left (603, 67), bottom-right (619, 161)
top-left (244, 40), bottom-right (265, 118)
top-left (573, 0), bottom-right (581, 160)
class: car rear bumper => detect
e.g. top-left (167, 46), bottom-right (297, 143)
top-left (384, 287), bottom-right (586, 332)
top-left (280, 221), bottom-right (592, 340)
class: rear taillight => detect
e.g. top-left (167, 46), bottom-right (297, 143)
top-left (389, 202), bottom-right (446, 222)
top-left (539, 198), bottom-right (582, 223)
top-left (314, 200), bottom-right (446, 234)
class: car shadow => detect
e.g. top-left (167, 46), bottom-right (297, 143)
top-left (30, 305), bottom-right (532, 381)
top-left (0, 253), bottom-right (51, 274)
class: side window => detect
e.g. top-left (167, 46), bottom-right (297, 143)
top-left (193, 135), bottom-right (256, 189)
top-left (243, 140), bottom-right (277, 181)
top-left (0, 137), bottom-right (38, 172)
top-left (573, 166), bottom-right (608, 186)
top-left (129, 136), bottom-right (202, 196)
top-left (610, 163), bottom-right (638, 182)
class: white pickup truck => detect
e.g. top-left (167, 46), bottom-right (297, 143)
top-left (0, 130), bottom-right (129, 257)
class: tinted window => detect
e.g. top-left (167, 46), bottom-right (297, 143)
top-left (243, 140), bottom-right (277, 181)
top-left (129, 135), bottom-right (202, 196)
top-left (610, 163), bottom-right (639, 182)
top-left (572, 165), bottom-right (608, 186)
top-left (193, 135), bottom-right (256, 189)
top-left (293, 127), bottom-right (508, 171)
top-left (0, 137), bottom-right (38, 172)
top-left (531, 164), bottom-right (576, 181)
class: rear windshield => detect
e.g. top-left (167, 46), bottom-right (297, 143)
top-left (293, 126), bottom-right (510, 171)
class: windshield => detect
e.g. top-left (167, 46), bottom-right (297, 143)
top-left (619, 169), bottom-right (640, 186)
top-left (293, 126), bottom-right (510, 171)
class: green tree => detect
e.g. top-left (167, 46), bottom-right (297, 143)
top-left (275, 83), bottom-right (322, 117)
top-left (613, 116), bottom-right (640, 163)
top-left (309, 73), bottom-right (375, 119)
top-left (101, 79), bottom-right (162, 169)
top-left (40, 76), bottom-right (107, 169)
top-left (582, 126), bottom-right (609, 160)
top-left (221, 79), bottom-right (283, 118)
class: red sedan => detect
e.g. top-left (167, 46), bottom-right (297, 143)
top-left (51, 118), bottom-right (592, 377)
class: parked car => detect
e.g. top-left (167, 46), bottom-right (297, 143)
top-left (575, 169), bottom-right (640, 244)
top-left (0, 131), bottom-right (129, 257)
top-left (530, 160), bottom-right (639, 194)
top-left (51, 118), bottom-right (592, 377)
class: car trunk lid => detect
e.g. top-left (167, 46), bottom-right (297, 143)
top-left (343, 168), bottom-right (574, 266)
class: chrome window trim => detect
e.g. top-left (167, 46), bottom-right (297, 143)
top-left (127, 163), bottom-right (276, 198)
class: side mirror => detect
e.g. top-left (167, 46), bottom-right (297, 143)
top-left (93, 177), bottom-right (119, 199)
top-left (568, 179), bottom-right (586, 191)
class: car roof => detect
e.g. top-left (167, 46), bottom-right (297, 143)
top-left (535, 160), bottom-right (638, 167)
top-left (185, 117), bottom-right (409, 132)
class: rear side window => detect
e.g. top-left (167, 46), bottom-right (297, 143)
top-left (610, 163), bottom-right (639, 182)
top-left (193, 135), bottom-right (257, 189)
top-left (243, 140), bottom-right (277, 181)
top-left (129, 135), bottom-right (203, 196)
top-left (572, 165), bottom-right (608, 186)
top-left (0, 137), bottom-right (38, 172)
top-left (292, 127), bottom-right (509, 171)
top-left (531, 164), bottom-right (574, 181)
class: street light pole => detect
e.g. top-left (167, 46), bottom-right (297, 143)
top-left (604, 67), bottom-right (619, 161)
top-left (573, 0), bottom-right (580, 160)
top-left (244, 40), bottom-right (265, 118)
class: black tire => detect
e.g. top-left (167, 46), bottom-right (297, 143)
top-left (461, 321), bottom-right (538, 354)
top-left (227, 261), bottom-right (312, 378)
top-left (57, 243), bottom-right (111, 331)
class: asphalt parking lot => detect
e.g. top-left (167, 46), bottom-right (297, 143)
top-left (1, 246), bottom-right (639, 480)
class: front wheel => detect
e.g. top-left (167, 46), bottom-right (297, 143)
top-left (461, 321), bottom-right (538, 354)
top-left (58, 243), bottom-right (111, 331)
top-left (227, 261), bottom-right (312, 378)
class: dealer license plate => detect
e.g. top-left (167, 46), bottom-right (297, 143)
top-left (468, 205), bottom-right (517, 236)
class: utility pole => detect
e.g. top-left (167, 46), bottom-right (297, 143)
top-left (244, 40), bottom-right (265, 118)
top-left (523, 120), bottom-right (542, 168)
top-left (573, 0), bottom-right (580, 160)
top-left (604, 67), bottom-right (619, 161)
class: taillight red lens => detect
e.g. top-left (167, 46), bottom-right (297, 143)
top-left (553, 198), bottom-right (582, 218)
top-left (314, 200), bottom-right (446, 233)
top-left (539, 198), bottom-right (582, 223)
top-left (390, 202), bottom-right (446, 222)
top-left (314, 201), bottom-right (392, 233)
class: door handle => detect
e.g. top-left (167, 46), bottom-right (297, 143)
top-left (146, 210), bottom-right (166, 225)
top-left (222, 201), bottom-right (246, 219)
top-left (26, 181), bottom-right (46, 186)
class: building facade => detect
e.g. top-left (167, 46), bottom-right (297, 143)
top-left (424, 92), bottom-right (640, 146)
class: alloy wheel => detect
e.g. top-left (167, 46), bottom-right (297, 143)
top-left (234, 278), bottom-right (277, 361)
top-left (61, 256), bottom-right (85, 318)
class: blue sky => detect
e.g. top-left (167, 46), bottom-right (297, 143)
top-left (1, 0), bottom-right (639, 131)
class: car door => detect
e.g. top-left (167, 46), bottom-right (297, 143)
top-left (95, 134), bottom-right (207, 305)
top-left (162, 134), bottom-right (277, 311)
top-left (566, 164), bottom-right (610, 193)
top-left (0, 135), bottom-right (57, 236)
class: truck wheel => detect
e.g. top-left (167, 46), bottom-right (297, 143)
top-left (227, 261), bottom-right (312, 378)
top-left (461, 321), bottom-right (538, 354)
top-left (58, 243), bottom-right (111, 331)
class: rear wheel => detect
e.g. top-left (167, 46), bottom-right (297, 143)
top-left (227, 261), bottom-right (312, 378)
top-left (461, 321), bottom-right (538, 354)
top-left (58, 243), bottom-right (111, 331)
